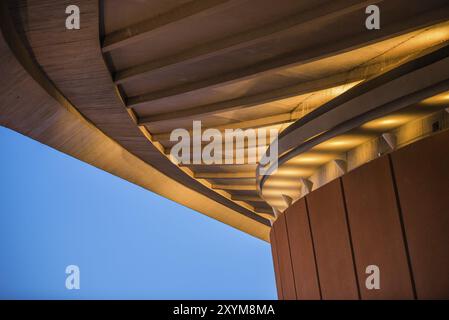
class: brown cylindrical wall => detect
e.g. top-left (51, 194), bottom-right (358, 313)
top-left (272, 211), bottom-right (296, 299)
top-left (270, 227), bottom-right (284, 300)
top-left (391, 129), bottom-right (449, 299)
top-left (342, 156), bottom-right (415, 299)
top-left (270, 129), bottom-right (449, 300)
top-left (284, 198), bottom-right (321, 299)
top-left (306, 180), bottom-right (360, 300)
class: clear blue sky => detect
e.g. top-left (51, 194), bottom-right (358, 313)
top-left (0, 126), bottom-right (276, 300)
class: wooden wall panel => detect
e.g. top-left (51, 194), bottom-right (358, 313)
top-left (342, 156), bottom-right (414, 299)
top-left (284, 198), bottom-right (321, 299)
top-left (391, 130), bottom-right (449, 299)
top-left (272, 213), bottom-right (297, 299)
top-left (269, 228), bottom-right (284, 300)
top-left (306, 180), bottom-right (359, 299)
top-left (269, 131), bottom-right (449, 300)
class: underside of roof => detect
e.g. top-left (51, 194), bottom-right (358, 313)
top-left (1, 0), bottom-right (449, 241)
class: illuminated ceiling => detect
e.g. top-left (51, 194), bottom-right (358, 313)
top-left (1, 0), bottom-right (449, 240)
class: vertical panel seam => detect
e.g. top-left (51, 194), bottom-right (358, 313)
top-left (339, 178), bottom-right (362, 299)
top-left (272, 228), bottom-right (285, 300)
top-left (304, 197), bottom-right (323, 300)
top-left (283, 213), bottom-right (298, 299)
top-left (388, 154), bottom-right (418, 299)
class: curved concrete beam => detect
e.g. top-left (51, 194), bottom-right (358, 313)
top-left (0, 1), bottom-right (270, 241)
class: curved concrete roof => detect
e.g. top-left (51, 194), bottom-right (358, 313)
top-left (1, 0), bottom-right (449, 240)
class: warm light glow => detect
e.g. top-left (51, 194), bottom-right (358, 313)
top-left (362, 116), bottom-right (412, 130)
top-left (264, 179), bottom-right (301, 188)
top-left (422, 92), bottom-right (449, 105)
top-left (274, 167), bottom-right (315, 177)
top-left (315, 135), bottom-right (368, 151)
top-left (287, 153), bottom-right (335, 165)
top-left (327, 140), bottom-right (349, 147)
